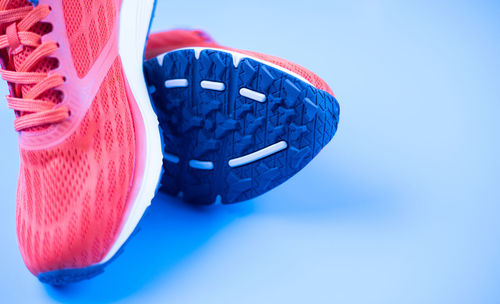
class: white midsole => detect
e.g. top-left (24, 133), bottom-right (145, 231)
top-left (156, 47), bottom-right (313, 86)
top-left (100, 0), bottom-right (162, 264)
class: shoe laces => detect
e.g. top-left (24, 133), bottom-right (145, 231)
top-left (0, 0), bottom-right (68, 132)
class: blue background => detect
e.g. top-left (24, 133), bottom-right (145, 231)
top-left (1, 0), bottom-right (499, 303)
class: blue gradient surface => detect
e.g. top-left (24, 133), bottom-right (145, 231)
top-left (1, 0), bottom-right (499, 303)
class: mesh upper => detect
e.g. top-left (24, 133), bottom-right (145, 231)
top-left (16, 58), bottom-right (136, 274)
top-left (63, 0), bottom-right (115, 78)
top-left (1, 0), bottom-right (62, 131)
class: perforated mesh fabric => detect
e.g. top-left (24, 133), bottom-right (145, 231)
top-left (5, 0), bottom-right (29, 10)
top-left (62, 0), bottom-right (115, 78)
top-left (0, 0), bottom-right (62, 132)
top-left (16, 58), bottom-right (136, 275)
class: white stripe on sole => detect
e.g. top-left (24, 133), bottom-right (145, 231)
top-left (165, 79), bottom-right (189, 88)
top-left (201, 80), bottom-right (225, 91)
top-left (229, 141), bottom-right (288, 168)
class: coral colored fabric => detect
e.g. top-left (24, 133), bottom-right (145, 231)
top-left (17, 57), bottom-right (136, 275)
top-left (63, 0), bottom-right (116, 78)
top-left (145, 29), bottom-right (334, 96)
top-left (1, 0), bottom-right (63, 132)
top-left (0, 0), bottom-right (137, 275)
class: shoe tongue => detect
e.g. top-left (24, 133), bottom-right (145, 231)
top-left (3, 0), bottom-right (62, 130)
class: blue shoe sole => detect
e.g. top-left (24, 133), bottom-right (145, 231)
top-left (144, 48), bottom-right (340, 205)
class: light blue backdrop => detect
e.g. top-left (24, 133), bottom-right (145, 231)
top-left (1, 0), bottom-right (499, 303)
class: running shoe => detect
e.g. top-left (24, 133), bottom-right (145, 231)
top-left (1, 0), bottom-right (162, 284)
top-left (144, 29), bottom-right (340, 205)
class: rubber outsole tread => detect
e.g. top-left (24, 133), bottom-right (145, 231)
top-left (144, 49), bottom-right (340, 205)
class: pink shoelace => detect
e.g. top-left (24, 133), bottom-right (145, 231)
top-left (0, 0), bottom-right (68, 131)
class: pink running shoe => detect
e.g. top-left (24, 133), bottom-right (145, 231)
top-left (144, 30), bottom-right (340, 205)
top-left (1, 0), bottom-right (162, 284)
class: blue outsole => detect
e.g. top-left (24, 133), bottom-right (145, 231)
top-left (144, 49), bottom-right (340, 205)
top-left (37, 209), bottom-right (147, 285)
top-left (37, 0), bottom-right (160, 285)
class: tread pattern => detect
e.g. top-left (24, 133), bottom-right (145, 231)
top-left (144, 49), bottom-right (340, 205)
